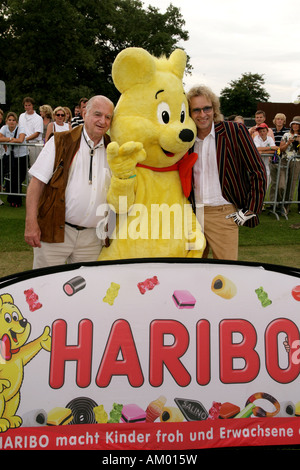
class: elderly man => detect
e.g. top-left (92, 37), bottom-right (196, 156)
top-left (25, 95), bottom-right (114, 269)
top-left (187, 85), bottom-right (267, 260)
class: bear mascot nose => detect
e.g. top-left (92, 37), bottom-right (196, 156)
top-left (19, 318), bottom-right (28, 328)
top-left (179, 129), bottom-right (194, 142)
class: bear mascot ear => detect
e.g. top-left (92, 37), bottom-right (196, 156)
top-left (112, 47), bottom-right (187, 93)
top-left (112, 47), bottom-right (156, 93)
top-left (0, 294), bottom-right (14, 308)
top-left (166, 49), bottom-right (187, 80)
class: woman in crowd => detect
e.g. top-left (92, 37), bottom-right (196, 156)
top-left (268, 113), bottom-right (288, 209)
top-left (0, 111), bottom-right (27, 207)
top-left (280, 116), bottom-right (300, 213)
top-left (64, 106), bottom-right (72, 125)
top-left (45, 106), bottom-right (71, 142)
top-left (39, 104), bottom-right (53, 141)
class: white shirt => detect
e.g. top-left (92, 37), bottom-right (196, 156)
top-left (193, 123), bottom-right (229, 207)
top-left (254, 135), bottom-right (275, 148)
top-left (19, 111), bottom-right (43, 142)
top-left (29, 128), bottom-right (111, 228)
top-left (0, 124), bottom-right (27, 157)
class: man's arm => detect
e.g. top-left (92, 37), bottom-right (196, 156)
top-left (24, 177), bottom-right (46, 248)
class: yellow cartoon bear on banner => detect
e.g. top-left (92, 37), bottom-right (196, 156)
top-left (98, 47), bottom-right (205, 260)
top-left (0, 294), bottom-right (51, 432)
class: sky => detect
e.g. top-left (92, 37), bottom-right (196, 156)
top-left (144, 0), bottom-right (300, 103)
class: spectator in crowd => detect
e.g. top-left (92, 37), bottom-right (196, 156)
top-left (0, 111), bottom-right (27, 207)
top-left (74, 105), bottom-right (80, 117)
top-left (280, 116), bottom-right (300, 214)
top-left (19, 97), bottom-right (43, 167)
top-left (39, 104), bottom-right (53, 141)
top-left (253, 122), bottom-right (277, 189)
top-left (45, 106), bottom-right (71, 142)
top-left (272, 113), bottom-right (288, 146)
top-left (71, 97), bottom-right (88, 128)
top-left (249, 110), bottom-right (275, 140)
top-left (24, 95), bottom-right (114, 269)
top-left (268, 113), bottom-right (289, 208)
top-left (187, 85), bottom-right (266, 261)
top-left (64, 106), bottom-right (72, 125)
top-left (234, 115), bottom-right (244, 124)
top-left (0, 109), bottom-right (6, 204)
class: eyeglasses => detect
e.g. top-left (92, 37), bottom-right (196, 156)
top-left (191, 106), bottom-right (213, 114)
top-left (56, 113), bottom-right (65, 117)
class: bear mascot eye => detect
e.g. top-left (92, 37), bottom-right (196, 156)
top-left (180, 103), bottom-right (186, 123)
top-left (157, 102), bottom-right (171, 124)
top-left (5, 313), bottom-right (12, 323)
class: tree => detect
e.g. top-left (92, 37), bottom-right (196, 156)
top-left (0, 0), bottom-right (190, 113)
top-left (219, 73), bottom-right (270, 118)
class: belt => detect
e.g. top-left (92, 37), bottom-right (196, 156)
top-left (65, 221), bottom-right (88, 231)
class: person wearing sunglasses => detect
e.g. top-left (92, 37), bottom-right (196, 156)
top-left (187, 85), bottom-right (267, 261)
top-left (44, 107), bottom-right (71, 142)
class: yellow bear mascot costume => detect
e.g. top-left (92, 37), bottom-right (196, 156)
top-left (98, 47), bottom-right (205, 260)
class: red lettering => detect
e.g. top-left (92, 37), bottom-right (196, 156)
top-left (219, 319), bottom-right (260, 383)
top-left (265, 318), bottom-right (300, 383)
top-left (149, 320), bottom-right (191, 387)
top-left (96, 319), bottom-right (144, 387)
top-left (49, 319), bottom-right (93, 389)
top-left (196, 319), bottom-right (211, 385)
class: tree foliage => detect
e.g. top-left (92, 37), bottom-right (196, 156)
top-left (219, 73), bottom-right (270, 118)
top-left (0, 0), bottom-right (189, 113)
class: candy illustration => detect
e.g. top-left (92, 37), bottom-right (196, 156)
top-left (63, 276), bottom-right (86, 296)
top-left (47, 407), bottom-right (73, 426)
top-left (160, 406), bottom-right (184, 422)
top-left (255, 287), bottom-right (272, 307)
top-left (137, 276), bottom-right (159, 294)
top-left (103, 282), bottom-right (120, 305)
top-left (208, 401), bottom-right (221, 419)
top-left (22, 409), bottom-right (47, 427)
top-left (108, 403), bottom-right (123, 423)
top-left (24, 288), bottom-right (42, 311)
top-left (121, 404), bottom-right (146, 423)
top-left (174, 398), bottom-right (208, 421)
top-left (292, 285), bottom-right (300, 301)
top-left (172, 290), bottom-right (196, 309)
top-left (93, 405), bottom-right (108, 423)
top-left (146, 395), bottom-right (167, 422)
top-left (234, 403), bottom-right (255, 418)
top-left (245, 392), bottom-right (280, 417)
top-left (219, 402), bottom-right (240, 419)
top-left (66, 396), bottom-right (98, 424)
top-left (211, 275), bottom-right (237, 299)
top-left (277, 401), bottom-right (295, 417)
top-left (295, 401), bottom-right (300, 417)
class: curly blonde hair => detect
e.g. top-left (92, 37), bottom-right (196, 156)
top-left (186, 85), bottom-right (223, 123)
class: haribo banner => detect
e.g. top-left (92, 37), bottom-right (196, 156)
top-left (0, 258), bottom-right (299, 451)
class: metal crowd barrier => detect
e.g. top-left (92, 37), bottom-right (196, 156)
top-left (1, 144), bottom-right (299, 221)
top-left (263, 154), bottom-right (300, 220)
top-left (0, 142), bottom-right (43, 198)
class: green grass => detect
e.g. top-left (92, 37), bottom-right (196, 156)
top-left (0, 194), bottom-right (300, 278)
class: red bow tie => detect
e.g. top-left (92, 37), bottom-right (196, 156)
top-left (137, 151), bottom-right (198, 198)
top-left (0, 334), bottom-right (20, 361)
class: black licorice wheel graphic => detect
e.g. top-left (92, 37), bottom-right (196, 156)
top-left (66, 397), bottom-right (98, 424)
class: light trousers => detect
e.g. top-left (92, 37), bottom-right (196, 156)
top-left (201, 204), bottom-right (239, 260)
top-left (33, 223), bottom-right (102, 269)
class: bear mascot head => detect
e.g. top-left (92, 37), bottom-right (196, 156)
top-left (98, 47), bottom-right (205, 260)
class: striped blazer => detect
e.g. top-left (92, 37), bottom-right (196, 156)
top-left (190, 121), bottom-right (267, 227)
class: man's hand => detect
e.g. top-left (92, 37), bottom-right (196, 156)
top-left (226, 209), bottom-right (256, 226)
top-left (24, 219), bottom-right (42, 247)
